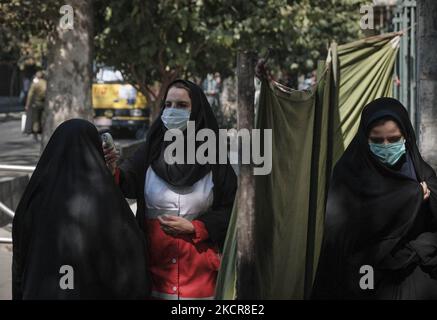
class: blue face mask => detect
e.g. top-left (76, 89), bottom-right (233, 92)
top-left (369, 139), bottom-right (406, 166)
top-left (161, 107), bottom-right (191, 131)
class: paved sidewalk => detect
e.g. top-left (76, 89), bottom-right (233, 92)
top-left (0, 226), bottom-right (12, 300)
top-left (0, 114), bottom-right (40, 168)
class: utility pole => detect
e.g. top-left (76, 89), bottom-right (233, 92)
top-left (417, 0), bottom-right (437, 168)
top-left (236, 51), bottom-right (256, 299)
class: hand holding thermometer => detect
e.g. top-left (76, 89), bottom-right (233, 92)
top-left (102, 133), bottom-right (119, 174)
top-left (101, 132), bottom-right (115, 150)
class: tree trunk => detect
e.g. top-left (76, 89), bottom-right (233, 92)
top-left (42, 0), bottom-right (94, 149)
top-left (236, 51), bottom-right (257, 299)
top-left (150, 84), bottom-right (167, 121)
top-left (149, 72), bottom-right (180, 121)
top-left (417, 0), bottom-right (437, 169)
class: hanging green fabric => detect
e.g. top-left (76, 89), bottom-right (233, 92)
top-left (254, 81), bottom-right (317, 299)
top-left (215, 32), bottom-right (401, 300)
top-left (214, 199), bottom-right (238, 299)
top-left (330, 33), bottom-right (401, 165)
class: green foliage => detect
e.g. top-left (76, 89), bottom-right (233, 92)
top-left (2, 0), bottom-right (367, 100)
top-left (0, 0), bottom-right (62, 43)
top-left (94, 0), bottom-right (366, 98)
top-left (0, 0), bottom-right (61, 66)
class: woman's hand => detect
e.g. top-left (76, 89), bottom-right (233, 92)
top-left (421, 181), bottom-right (431, 201)
top-left (103, 144), bottom-right (120, 175)
top-left (158, 215), bottom-right (195, 236)
top-left (255, 58), bottom-right (268, 79)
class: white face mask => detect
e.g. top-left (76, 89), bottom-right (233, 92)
top-left (161, 107), bottom-right (191, 131)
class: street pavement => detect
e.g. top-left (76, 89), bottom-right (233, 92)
top-left (0, 113), bottom-right (40, 168)
top-left (0, 113), bottom-right (139, 168)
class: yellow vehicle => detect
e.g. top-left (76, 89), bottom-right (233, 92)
top-left (92, 67), bottom-right (150, 138)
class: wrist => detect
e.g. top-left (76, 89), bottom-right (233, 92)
top-left (191, 220), bottom-right (209, 243)
top-left (113, 167), bottom-right (120, 184)
top-left (189, 222), bottom-right (195, 234)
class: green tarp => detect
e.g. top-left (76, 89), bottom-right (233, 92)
top-left (215, 32), bottom-right (401, 299)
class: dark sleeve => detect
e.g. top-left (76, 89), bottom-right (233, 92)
top-left (378, 242), bottom-right (421, 281)
top-left (402, 168), bottom-right (437, 278)
top-left (407, 232), bottom-right (437, 278)
top-left (383, 213), bottom-right (437, 279)
top-left (118, 142), bottom-right (147, 199)
top-left (196, 163), bottom-right (237, 250)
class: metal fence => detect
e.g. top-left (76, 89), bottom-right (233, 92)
top-left (0, 164), bottom-right (35, 244)
top-left (392, 0), bottom-right (417, 132)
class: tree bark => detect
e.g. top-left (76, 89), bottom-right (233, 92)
top-left (42, 0), bottom-right (94, 149)
top-left (236, 51), bottom-right (257, 299)
top-left (153, 71), bottom-right (180, 120)
top-left (417, 0), bottom-right (437, 169)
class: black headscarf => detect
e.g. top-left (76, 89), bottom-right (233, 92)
top-left (150, 79), bottom-right (219, 187)
top-left (312, 98), bottom-right (437, 299)
top-left (12, 119), bottom-right (150, 299)
top-left (119, 79), bottom-right (237, 249)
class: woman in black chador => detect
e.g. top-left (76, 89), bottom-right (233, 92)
top-left (12, 119), bottom-right (150, 299)
top-left (312, 98), bottom-right (437, 300)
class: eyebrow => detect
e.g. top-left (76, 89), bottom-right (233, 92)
top-left (369, 134), bottom-right (402, 138)
top-left (165, 99), bottom-right (190, 104)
